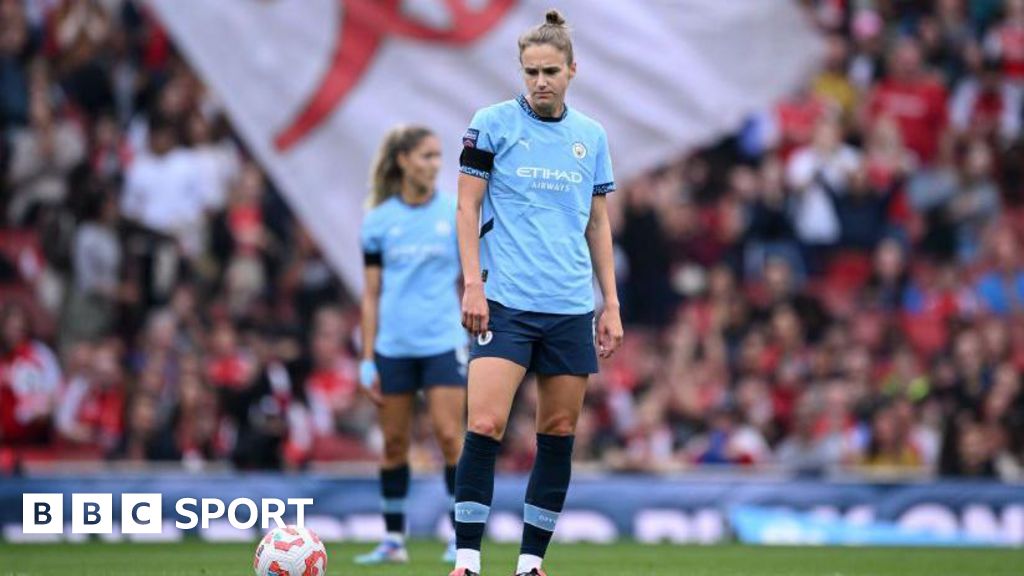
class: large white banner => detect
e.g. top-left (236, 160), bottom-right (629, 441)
top-left (147, 0), bottom-right (822, 293)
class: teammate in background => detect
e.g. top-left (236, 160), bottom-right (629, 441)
top-left (451, 10), bottom-right (624, 576)
top-left (356, 125), bottom-right (467, 565)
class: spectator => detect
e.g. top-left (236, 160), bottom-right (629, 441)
top-left (939, 409), bottom-right (999, 477)
top-left (232, 327), bottom-right (312, 470)
top-left (776, 383), bottom-right (858, 475)
top-left (865, 36), bottom-right (949, 165)
top-left (175, 362), bottom-right (217, 468)
top-left (975, 225), bottom-right (1024, 315)
top-left (861, 116), bottom-right (915, 205)
top-left (60, 188), bottom-right (122, 347)
top-left (304, 307), bottom-right (370, 458)
top-left (862, 237), bottom-right (915, 311)
top-left (774, 84), bottom-right (830, 161)
top-left (848, 9), bottom-right (887, 91)
top-left (858, 398), bottom-right (929, 472)
top-left (813, 33), bottom-right (858, 128)
top-left (685, 404), bottom-right (771, 466)
top-left (0, 0), bottom-right (33, 129)
top-left (211, 161), bottom-right (276, 318)
top-left (949, 139), bottom-right (1002, 260)
top-left (0, 303), bottom-right (62, 449)
top-left (755, 257), bottom-right (829, 343)
top-left (121, 390), bottom-right (176, 461)
top-left (120, 114), bottom-right (209, 257)
top-left (743, 160), bottom-right (804, 280)
top-left (834, 165), bottom-right (898, 251)
top-left (950, 51), bottom-right (1022, 144)
top-left (204, 319), bottom-right (258, 458)
top-left (984, 0), bottom-right (1024, 83)
top-left (44, 0), bottom-right (115, 118)
top-left (787, 113), bottom-right (861, 266)
top-left (6, 62), bottom-right (86, 225)
top-left (617, 175), bottom-right (675, 327)
top-left (54, 337), bottom-right (123, 455)
top-left (87, 111), bottom-right (129, 182)
top-left (182, 110), bottom-right (239, 213)
top-left (929, 0), bottom-right (975, 82)
top-left (280, 227), bottom-right (345, 329)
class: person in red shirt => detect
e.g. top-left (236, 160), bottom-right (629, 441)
top-left (775, 85), bottom-right (830, 161)
top-left (304, 307), bottom-right (366, 449)
top-left (865, 37), bottom-right (950, 165)
top-left (55, 338), bottom-right (124, 456)
top-left (950, 49), bottom-right (1023, 144)
top-left (0, 304), bottom-right (62, 446)
top-left (985, 0), bottom-right (1024, 82)
top-left (206, 320), bottom-right (257, 392)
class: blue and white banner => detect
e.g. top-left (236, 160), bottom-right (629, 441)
top-left (3, 475), bottom-right (1023, 546)
top-left (730, 505), bottom-right (1009, 547)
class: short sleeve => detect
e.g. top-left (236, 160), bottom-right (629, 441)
top-left (593, 127), bottom-right (616, 196)
top-left (460, 107), bottom-right (497, 180)
top-left (360, 211), bottom-right (383, 267)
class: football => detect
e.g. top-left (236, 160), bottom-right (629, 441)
top-left (253, 526), bottom-right (328, 576)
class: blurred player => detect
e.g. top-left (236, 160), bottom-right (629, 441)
top-left (355, 125), bottom-right (467, 565)
top-left (451, 10), bottom-right (624, 576)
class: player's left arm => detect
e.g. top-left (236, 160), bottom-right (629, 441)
top-left (587, 127), bottom-right (623, 359)
top-left (586, 194), bottom-right (623, 359)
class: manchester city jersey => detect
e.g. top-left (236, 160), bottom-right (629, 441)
top-left (459, 95), bottom-right (615, 314)
top-left (361, 193), bottom-right (464, 357)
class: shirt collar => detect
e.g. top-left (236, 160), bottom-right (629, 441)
top-left (517, 94), bottom-right (568, 123)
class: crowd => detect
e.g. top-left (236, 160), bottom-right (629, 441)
top-left (0, 0), bottom-right (1021, 479)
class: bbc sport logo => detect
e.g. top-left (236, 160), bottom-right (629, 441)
top-left (22, 493), bottom-right (314, 534)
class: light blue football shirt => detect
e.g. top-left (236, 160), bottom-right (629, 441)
top-left (460, 95), bottom-right (615, 314)
top-left (361, 192), bottom-right (464, 357)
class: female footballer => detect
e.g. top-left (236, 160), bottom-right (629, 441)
top-left (451, 10), bottom-right (624, 576)
top-left (356, 125), bottom-right (466, 565)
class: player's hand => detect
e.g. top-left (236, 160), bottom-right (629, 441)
top-left (596, 305), bottom-right (624, 359)
top-left (358, 359), bottom-right (383, 406)
top-left (462, 282), bottom-right (489, 337)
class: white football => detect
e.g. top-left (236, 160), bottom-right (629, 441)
top-left (253, 525), bottom-right (328, 576)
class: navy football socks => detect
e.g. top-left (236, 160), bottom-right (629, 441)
top-left (380, 464), bottom-right (410, 535)
top-left (520, 434), bottom-right (574, 558)
top-left (453, 431), bottom-right (501, 552)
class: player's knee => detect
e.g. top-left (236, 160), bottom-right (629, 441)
top-left (382, 435), bottom-right (410, 464)
top-left (435, 427), bottom-right (462, 455)
top-left (538, 415), bottom-right (577, 436)
top-left (467, 416), bottom-right (505, 440)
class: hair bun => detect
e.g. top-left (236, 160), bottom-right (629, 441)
top-left (545, 9), bottom-right (566, 26)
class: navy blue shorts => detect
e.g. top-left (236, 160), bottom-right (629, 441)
top-left (375, 349), bottom-right (468, 395)
top-left (470, 300), bottom-right (598, 375)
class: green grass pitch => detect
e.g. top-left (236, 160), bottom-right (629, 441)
top-left (0, 541), bottom-right (1022, 576)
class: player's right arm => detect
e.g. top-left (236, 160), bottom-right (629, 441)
top-left (458, 110), bottom-right (498, 337)
top-left (360, 216), bottom-right (384, 406)
top-left (457, 173), bottom-right (488, 337)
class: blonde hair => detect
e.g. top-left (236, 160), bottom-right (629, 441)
top-left (367, 125), bottom-right (434, 207)
top-left (518, 9), bottom-right (573, 65)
